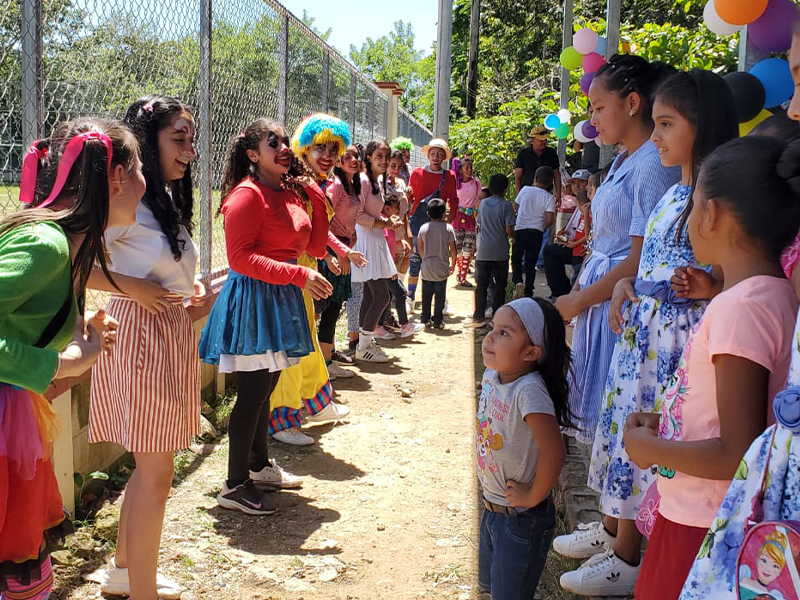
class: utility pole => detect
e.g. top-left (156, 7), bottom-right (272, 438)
top-left (434, 0), bottom-right (453, 139)
top-left (600, 0), bottom-right (621, 167)
top-left (466, 0), bottom-right (480, 118)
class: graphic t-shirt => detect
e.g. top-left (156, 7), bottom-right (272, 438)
top-left (476, 368), bottom-right (556, 506)
top-left (657, 276), bottom-right (798, 528)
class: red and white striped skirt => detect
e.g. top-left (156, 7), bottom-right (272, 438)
top-left (89, 297), bottom-right (201, 453)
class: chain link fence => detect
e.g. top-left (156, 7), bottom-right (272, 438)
top-left (1, 0), bottom-right (432, 305)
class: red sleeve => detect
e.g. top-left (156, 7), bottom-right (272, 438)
top-left (444, 172), bottom-right (459, 222)
top-left (327, 231), bottom-right (350, 258)
top-left (409, 168), bottom-right (423, 214)
top-left (223, 186), bottom-right (309, 286)
top-left (303, 182), bottom-right (330, 259)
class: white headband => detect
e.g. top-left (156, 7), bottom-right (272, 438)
top-left (506, 298), bottom-right (547, 359)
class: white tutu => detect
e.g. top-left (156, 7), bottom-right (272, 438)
top-left (351, 223), bottom-right (397, 282)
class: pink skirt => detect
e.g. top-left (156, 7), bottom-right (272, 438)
top-left (90, 297), bottom-right (201, 453)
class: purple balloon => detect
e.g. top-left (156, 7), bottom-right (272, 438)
top-left (580, 72), bottom-right (595, 95)
top-left (582, 120), bottom-right (599, 140)
top-left (749, 0), bottom-right (799, 53)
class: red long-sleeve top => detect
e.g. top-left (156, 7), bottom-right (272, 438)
top-left (408, 167), bottom-right (459, 222)
top-left (221, 178), bottom-right (329, 287)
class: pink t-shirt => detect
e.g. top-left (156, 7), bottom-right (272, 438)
top-left (457, 178), bottom-right (482, 209)
top-left (657, 276), bottom-right (798, 529)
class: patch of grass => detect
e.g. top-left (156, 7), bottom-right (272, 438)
top-left (205, 387), bottom-right (237, 432)
top-left (423, 564), bottom-right (466, 584)
top-left (176, 553), bottom-right (195, 568)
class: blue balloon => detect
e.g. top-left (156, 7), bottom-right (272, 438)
top-left (595, 36), bottom-right (607, 56)
top-left (750, 58), bottom-right (794, 108)
top-left (544, 114), bottom-right (561, 130)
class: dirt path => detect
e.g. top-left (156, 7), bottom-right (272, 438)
top-left (55, 282), bottom-right (486, 600)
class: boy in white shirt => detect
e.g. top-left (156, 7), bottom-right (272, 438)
top-left (512, 166), bottom-right (555, 299)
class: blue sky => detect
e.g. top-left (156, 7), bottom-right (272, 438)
top-left (279, 0), bottom-right (439, 57)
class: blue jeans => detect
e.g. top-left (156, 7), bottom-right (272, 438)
top-left (478, 496), bottom-right (556, 600)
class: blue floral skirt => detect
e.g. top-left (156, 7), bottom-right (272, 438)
top-left (198, 270), bottom-right (314, 371)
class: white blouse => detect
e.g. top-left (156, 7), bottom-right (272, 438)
top-left (104, 201), bottom-right (198, 297)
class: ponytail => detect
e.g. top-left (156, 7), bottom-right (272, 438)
top-left (533, 298), bottom-right (576, 430)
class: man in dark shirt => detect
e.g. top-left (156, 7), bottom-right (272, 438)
top-left (514, 126), bottom-right (562, 200)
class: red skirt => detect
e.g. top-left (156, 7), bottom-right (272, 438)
top-left (634, 513), bottom-right (709, 600)
top-left (0, 386), bottom-right (70, 589)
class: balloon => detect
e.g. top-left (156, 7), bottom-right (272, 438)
top-left (555, 123), bottom-right (571, 139)
top-left (582, 52), bottom-right (605, 74)
top-left (573, 28), bottom-right (599, 54)
top-left (724, 71), bottom-right (766, 122)
top-left (582, 120), bottom-right (599, 140)
top-left (595, 36), bottom-right (608, 56)
top-left (703, 0), bottom-right (743, 34)
top-left (749, 0), bottom-right (799, 53)
top-left (560, 46), bottom-right (583, 71)
top-left (714, 0), bottom-right (768, 25)
top-left (739, 108), bottom-right (773, 136)
top-left (574, 121), bottom-right (591, 143)
top-left (750, 58), bottom-right (794, 108)
top-left (544, 114), bottom-right (561, 130)
top-left (580, 72), bottom-right (595, 95)
top-left (557, 108), bottom-right (572, 123)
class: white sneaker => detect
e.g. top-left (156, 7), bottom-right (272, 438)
top-left (399, 322), bottom-right (424, 338)
top-left (406, 298), bottom-right (415, 314)
top-left (272, 427), bottom-right (315, 446)
top-left (99, 558), bottom-right (182, 599)
top-left (559, 549), bottom-right (640, 596)
top-left (327, 361), bottom-right (354, 380)
top-left (250, 458), bottom-right (303, 489)
top-left (356, 343), bottom-right (389, 363)
top-left (373, 326), bottom-right (396, 340)
top-left (306, 401), bottom-right (350, 424)
top-left (552, 521), bottom-right (615, 559)
top-left (443, 299), bottom-right (451, 316)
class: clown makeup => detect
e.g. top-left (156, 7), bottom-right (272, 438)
top-left (306, 141), bottom-right (340, 177)
top-left (247, 126), bottom-right (293, 185)
top-left (158, 112), bottom-right (196, 182)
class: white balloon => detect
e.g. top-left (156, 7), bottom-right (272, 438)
top-left (557, 108), bottom-right (572, 124)
top-left (574, 121), bottom-right (591, 143)
top-left (703, 0), bottom-right (742, 35)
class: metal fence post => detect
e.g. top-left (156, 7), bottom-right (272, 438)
top-left (321, 50), bottom-right (330, 113)
top-left (21, 0), bottom-right (42, 147)
top-left (198, 0), bottom-right (213, 279)
top-left (368, 89), bottom-right (375, 139)
top-left (558, 0), bottom-right (574, 166)
top-left (349, 72), bottom-right (357, 136)
top-left (600, 0), bottom-right (621, 167)
top-left (278, 14), bottom-right (289, 124)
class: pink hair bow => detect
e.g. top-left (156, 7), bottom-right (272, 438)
top-left (20, 131), bottom-right (113, 209)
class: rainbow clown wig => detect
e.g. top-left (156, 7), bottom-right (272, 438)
top-left (390, 136), bottom-right (413, 151)
top-left (291, 113), bottom-right (351, 159)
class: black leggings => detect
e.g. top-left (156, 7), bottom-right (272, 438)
top-left (359, 278), bottom-right (392, 332)
top-left (227, 369), bottom-right (280, 487)
top-left (318, 300), bottom-right (343, 345)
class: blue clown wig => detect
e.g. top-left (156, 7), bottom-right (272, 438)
top-left (291, 113), bottom-right (351, 158)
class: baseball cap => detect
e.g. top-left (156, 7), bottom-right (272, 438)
top-left (569, 169), bottom-right (591, 182)
top-left (530, 126), bottom-right (550, 140)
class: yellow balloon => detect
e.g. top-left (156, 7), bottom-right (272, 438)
top-left (739, 108), bottom-right (772, 137)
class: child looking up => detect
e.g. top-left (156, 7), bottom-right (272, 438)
top-left (623, 136), bottom-right (800, 600)
top-left (477, 297), bottom-right (574, 600)
top-left (512, 166), bottom-right (556, 299)
top-left (417, 198), bottom-right (456, 329)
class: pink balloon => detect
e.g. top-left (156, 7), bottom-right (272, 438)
top-left (580, 72), bottom-right (595, 95)
top-left (573, 28), bottom-right (599, 54)
top-left (582, 52), bottom-right (605, 74)
top-left (749, 0), bottom-right (799, 53)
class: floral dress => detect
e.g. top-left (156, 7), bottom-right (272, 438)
top-left (587, 184), bottom-right (708, 519)
top-left (678, 314), bottom-right (800, 600)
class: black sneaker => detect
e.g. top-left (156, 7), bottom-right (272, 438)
top-left (383, 313), bottom-right (402, 332)
top-left (331, 349), bottom-right (355, 364)
top-left (217, 479), bottom-right (278, 515)
top-left (434, 321), bottom-right (446, 330)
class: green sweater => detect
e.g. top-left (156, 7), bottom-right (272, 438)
top-left (0, 221), bottom-right (76, 394)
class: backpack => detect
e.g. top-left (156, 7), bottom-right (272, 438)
top-left (736, 426), bottom-right (800, 600)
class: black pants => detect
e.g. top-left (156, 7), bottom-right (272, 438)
top-left (544, 243), bottom-right (583, 297)
top-left (360, 278), bottom-right (392, 332)
top-left (421, 279), bottom-right (447, 325)
top-left (228, 369), bottom-right (280, 487)
top-left (474, 260), bottom-right (508, 320)
top-left (380, 277), bottom-right (409, 326)
top-left (318, 300), bottom-right (342, 345)
top-left (511, 228), bottom-right (544, 298)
